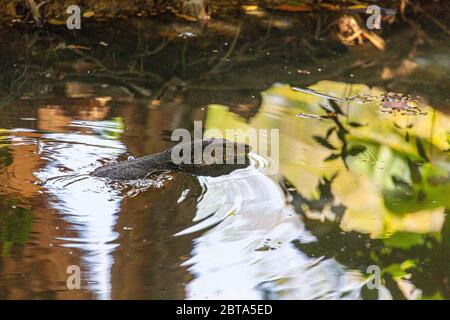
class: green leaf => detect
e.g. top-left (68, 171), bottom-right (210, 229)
top-left (325, 126), bottom-right (336, 138)
top-left (347, 144), bottom-right (367, 156)
top-left (391, 175), bottom-right (412, 191)
top-left (383, 232), bottom-right (425, 249)
top-left (328, 100), bottom-right (345, 115)
top-left (324, 153), bottom-right (340, 161)
top-left (313, 135), bottom-right (337, 150)
top-left (416, 138), bottom-right (429, 161)
top-left (348, 122), bottom-right (365, 127)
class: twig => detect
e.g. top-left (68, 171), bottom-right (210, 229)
top-left (26, 0), bottom-right (48, 25)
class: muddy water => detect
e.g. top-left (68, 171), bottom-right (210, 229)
top-left (0, 14), bottom-right (449, 299)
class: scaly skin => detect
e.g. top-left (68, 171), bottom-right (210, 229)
top-left (90, 138), bottom-right (251, 180)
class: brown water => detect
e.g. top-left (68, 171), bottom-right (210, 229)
top-left (0, 13), bottom-right (449, 299)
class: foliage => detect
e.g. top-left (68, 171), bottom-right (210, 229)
top-left (204, 80), bottom-right (450, 298)
top-left (0, 198), bottom-right (33, 257)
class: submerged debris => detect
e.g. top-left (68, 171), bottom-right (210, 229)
top-left (347, 92), bottom-right (428, 115)
top-left (292, 87), bottom-right (428, 116)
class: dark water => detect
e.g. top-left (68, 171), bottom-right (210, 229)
top-left (0, 12), bottom-right (449, 299)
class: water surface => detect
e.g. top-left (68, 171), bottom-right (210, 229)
top-left (0, 13), bottom-right (449, 299)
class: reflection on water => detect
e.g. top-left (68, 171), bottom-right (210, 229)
top-left (0, 14), bottom-right (449, 299)
top-left (36, 125), bottom-right (126, 299)
top-left (181, 166), bottom-right (386, 299)
top-left (0, 78), bottom-right (448, 299)
top-left (203, 81), bottom-right (449, 299)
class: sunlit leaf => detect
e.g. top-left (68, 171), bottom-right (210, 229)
top-left (274, 4), bottom-right (313, 12)
top-left (83, 11), bottom-right (95, 18)
top-left (48, 19), bottom-right (66, 26)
